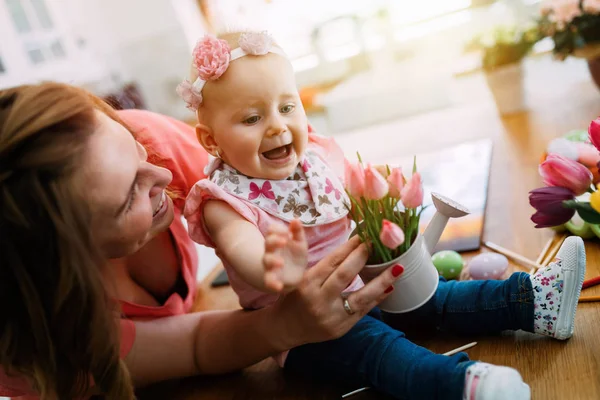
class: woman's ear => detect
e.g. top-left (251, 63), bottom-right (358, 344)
top-left (196, 124), bottom-right (219, 156)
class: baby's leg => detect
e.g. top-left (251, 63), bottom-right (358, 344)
top-left (386, 237), bottom-right (586, 340)
top-left (286, 313), bottom-right (529, 400)
top-left (385, 272), bottom-right (534, 335)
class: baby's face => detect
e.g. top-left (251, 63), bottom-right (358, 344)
top-left (200, 53), bottom-right (308, 180)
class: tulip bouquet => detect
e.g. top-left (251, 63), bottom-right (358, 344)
top-left (529, 117), bottom-right (600, 229)
top-left (345, 155), bottom-right (425, 265)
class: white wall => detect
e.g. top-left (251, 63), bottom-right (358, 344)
top-left (57, 0), bottom-right (198, 119)
top-left (1, 0), bottom-right (203, 120)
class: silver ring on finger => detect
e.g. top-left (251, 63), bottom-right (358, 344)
top-left (341, 292), bottom-right (355, 315)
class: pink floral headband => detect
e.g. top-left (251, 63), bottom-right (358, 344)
top-left (176, 31), bottom-right (287, 110)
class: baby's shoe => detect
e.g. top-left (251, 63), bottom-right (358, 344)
top-left (463, 362), bottom-right (530, 400)
top-left (530, 236), bottom-right (586, 340)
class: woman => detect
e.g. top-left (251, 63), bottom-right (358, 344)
top-left (0, 82), bottom-right (400, 399)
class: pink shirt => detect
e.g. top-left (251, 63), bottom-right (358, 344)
top-left (184, 133), bottom-right (363, 310)
top-left (0, 110), bottom-right (208, 398)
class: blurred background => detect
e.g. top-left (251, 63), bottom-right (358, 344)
top-left (4, 0), bottom-right (600, 283)
top-left (1, 0), bottom-right (593, 132)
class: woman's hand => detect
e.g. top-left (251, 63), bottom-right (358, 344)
top-left (269, 235), bottom-right (403, 349)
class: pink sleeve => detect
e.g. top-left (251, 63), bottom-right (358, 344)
top-left (120, 319), bottom-right (136, 358)
top-left (117, 109), bottom-right (209, 211)
top-left (184, 180), bottom-right (260, 248)
top-left (307, 133), bottom-right (346, 181)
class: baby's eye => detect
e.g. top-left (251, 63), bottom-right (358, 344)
top-left (280, 104), bottom-right (295, 114)
top-left (243, 115), bottom-right (261, 125)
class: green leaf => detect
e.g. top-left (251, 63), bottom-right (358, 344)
top-left (356, 152), bottom-right (363, 164)
top-left (563, 201), bottom-right (600, 224)
top-left (412, 156), bottom-right (417, 174)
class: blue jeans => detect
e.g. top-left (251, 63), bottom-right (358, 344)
top-left (285, 272), bottom-right (534, 400)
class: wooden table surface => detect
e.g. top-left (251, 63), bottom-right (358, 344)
top-left (139, 56), bottom-right (600, 399)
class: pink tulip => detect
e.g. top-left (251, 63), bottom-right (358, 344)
top-left (364, 164), bottom-right (389, 200)
top-left (380, 219), bottom-right (405, 250)
top-left (387, 167), bottom-right (404, 198)
top-left (539, 153), bottom-right (592, 195)
top-left (401, 172), bottom-right (424, 208)
top-left (589, 117), bottom-right (600, 152)
top-left (344, 161), bottom-right (365, 198)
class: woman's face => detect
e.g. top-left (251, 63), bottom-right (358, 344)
top-left (80, 111), bottom-right (174, 258)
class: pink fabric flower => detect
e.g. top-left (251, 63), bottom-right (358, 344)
top-left (380, 219), bottom-right (405, 250)
top-left (192, 35), bottom-right (231, 81)
top-left (583, 0), bottom-right (600, 13)
top-left (401, 172), bottom-right (424, 209)
top-left (550, 0), bottom-right (582, 30)
top-left (344, 161), bottom-right (365, 198)
top-left (364, 164), bottom-right (389, 200)
top-left (239, 31), bottom-right (273, 55)
top-left (176, 79), bottom-right (203, 110)
top-left (539, 154), bottom-right (593, 195)
top-left (387, 167), bottom-right (404, 198)
top-left (589, 117), bottom-right (600, 152)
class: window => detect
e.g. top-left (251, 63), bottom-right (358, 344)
top-left (49, 39), bottom-right (65, 58)
top-left (4, 0), bottom-right (65, 66)
top-left (29, 0), bottom-right (52, 29)
top-left (5, 0), bottom-right (31, 33)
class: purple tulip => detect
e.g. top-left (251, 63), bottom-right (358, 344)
top-left (529, 187), bottom-right (576, 228)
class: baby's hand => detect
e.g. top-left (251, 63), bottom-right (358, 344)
top-left (263, 219), bottom-right (308, 293)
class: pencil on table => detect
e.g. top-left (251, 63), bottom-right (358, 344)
top-left (541, 234), bottom-right (567, 267)
top-left (482, 241), bottom-right (540, 270)
top-left (579, 295), bottom-right (600, 303)
top-left (536, 237), bottom-right (554, 265)
top-left (583, 276), bottom-right (600, 290)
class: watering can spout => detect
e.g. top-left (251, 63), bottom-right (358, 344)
top-left (423, 193), bottom-right (470, 254)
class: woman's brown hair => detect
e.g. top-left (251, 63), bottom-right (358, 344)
top-left (0, 82), bottom-right (134, 399)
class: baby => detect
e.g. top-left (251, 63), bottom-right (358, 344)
top-left (180, 31), bottom-right (586, 400)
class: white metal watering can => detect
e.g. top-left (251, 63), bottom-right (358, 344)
top-left (359, 193), bottom-right (470, 313)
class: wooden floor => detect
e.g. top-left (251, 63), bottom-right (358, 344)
top-left (139, 56), bottom-right (600, 399)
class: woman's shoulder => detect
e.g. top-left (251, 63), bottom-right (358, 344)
top-left (117, 110), bottom-right (208, 209)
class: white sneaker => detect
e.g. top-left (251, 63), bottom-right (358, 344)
top-left (531, 236), bottom-right (586, 340)
top-left (463, 362), bottom-right (530, 400)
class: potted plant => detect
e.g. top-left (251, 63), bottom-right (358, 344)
top-left (345, 156), bottom-right (469, 313)
top-left (466, 26), bottom-right (540, 115)
top-left (537, 0), bottom-right (600, 88)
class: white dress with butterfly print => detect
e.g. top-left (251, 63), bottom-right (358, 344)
top-left (184, 133), bottom-right (364, 311)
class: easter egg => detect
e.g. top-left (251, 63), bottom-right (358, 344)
top-left (467, 253), bottom-right (508, 280)
top-left (432, 250), bottom-right (463, 280)
top-left (564, 129), bottom-right (589, 143)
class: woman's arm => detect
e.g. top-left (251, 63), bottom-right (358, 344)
top-left (125, 236), bottom-right (403, 387)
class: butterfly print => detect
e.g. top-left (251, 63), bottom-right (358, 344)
top-left (292, 188), bottom-right (301, 196)
top-left (324, 178), bottom-right (342, 200)
top-left (301, 159), bottom-right (311, 171)
top-left (318, 194), bottom-right (331, 205)
top-left (233, 186), bottom-right (242, 195)
top-left (275, 195), bottom-right (285, 205)
top-left (248, 181), bottom-right (276, 200)
top-left (309, 209), bottom-right (320, 218)
top-left (216, 170), bottom-right (240, 186)
top-left (312, 172), bottom-right (319, 177)
top-left (283, 196), bottom-right (309, 217)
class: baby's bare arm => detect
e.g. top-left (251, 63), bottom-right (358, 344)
top-left (203, 200), bottom-right (276, 293)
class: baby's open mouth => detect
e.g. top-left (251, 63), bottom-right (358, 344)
top-left (262, 144), bottom-right (292, 160)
